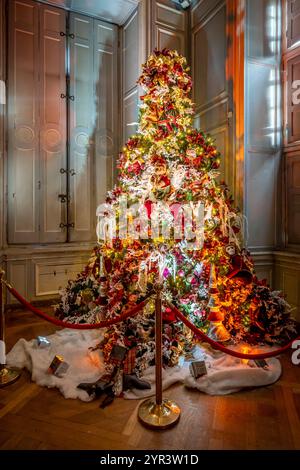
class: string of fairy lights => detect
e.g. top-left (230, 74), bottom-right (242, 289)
top-left (56, 49), bottom-right (296, 377)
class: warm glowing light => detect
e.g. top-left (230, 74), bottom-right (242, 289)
top-left (241, 346), bottom-right (250, 365)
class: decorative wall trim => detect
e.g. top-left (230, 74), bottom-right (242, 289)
top-left (273, 251), bottom-right (300, 321)
top-left (3, 241), bottom-right (95, 256)
top-left (191, 0), bottom-right (224, 28)
top-left (3, 242), bottom-right (93, 303)
top-left (248, 250), bottom-right (300, 320)
top-left (251, 250), bottom-right (274, 286)
top-left (122, 8), bottom-right (139, 143)
top-left (0, 0), bottom-right (5, 252)
top-left (151, 0), bottom-right (187, 55)
top-left (191, 0), bottom-right (242, 204)
top-left (273, 250), bottom-right (300, 268)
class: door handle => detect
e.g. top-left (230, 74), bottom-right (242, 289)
top-left (60, 168), bottom-right (76, 176)
top-left (58, 194), bottom-right (70, 203)
top-left (59, 222), bottom-right (75, 229)
top-left (60, 32), bottom-right (75, 39)
top-left (60, 93), bottom-right (75, 101)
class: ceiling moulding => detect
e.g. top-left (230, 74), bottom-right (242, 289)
top-left (38, 0), bottom-right (140, 25)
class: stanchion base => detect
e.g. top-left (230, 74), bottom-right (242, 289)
top-left (0, 366), bottom-right (21, 388)
top-left (138, 397), bottom-right (181, 429)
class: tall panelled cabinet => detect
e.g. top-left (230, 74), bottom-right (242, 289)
top-left (8, 1), bottom-right (67, 244)
top-left (5, 0), bottom-right (118, 301)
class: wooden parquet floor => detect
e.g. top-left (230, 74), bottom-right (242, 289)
top-left (0, 308), bottom-right (300, 450)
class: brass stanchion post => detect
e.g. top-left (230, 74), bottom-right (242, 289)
top-left (138, 285), bottom-right (181, 429)
top-left (155, 286), bottom-right (163, 406)
top-left (0, 269), bottom-right (21, 387)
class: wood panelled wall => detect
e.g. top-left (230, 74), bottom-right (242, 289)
top-left (2, 0), bottom-right (118, 302)
top-left (191, 0), bottom-right (235, 196)
top-left (122, 10), bottom-right (139, 142)
top-left (0, 0), bottom-right (5, 265)
top-left (122, 0), bottom-right (188, 143)
top-left (283, 0), bottom-right (300, 248)
top-left (275, 0), bottom-right (300, 320)
top-left (149, 0), bottom-right (187, 54)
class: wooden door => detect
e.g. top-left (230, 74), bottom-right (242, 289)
top-left (68, 13), bottom-right (118, 242)
top-left (8, 2), bottom-right (119, 245)
top-left (122, 11), bottom-right (139, 143)
top-left (8, 0), bottom-right (40, 243)
top-left (93, 19), bottom-right (118, 217)
top-left (68, 12), bottom-right (95, 242)
top-left (8, 0), bottom-right (67, 244)
top-left (39, 3), bottom-right (67, 242)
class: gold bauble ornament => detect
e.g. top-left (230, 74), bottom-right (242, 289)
top-left (80, 288), bottom-right (94, 303)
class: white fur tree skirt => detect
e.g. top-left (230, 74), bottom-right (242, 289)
top-left (6, 329), bottom-right (282, 401)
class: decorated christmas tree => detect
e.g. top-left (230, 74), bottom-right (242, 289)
top-left (56, 49), bottom-right (295, 379)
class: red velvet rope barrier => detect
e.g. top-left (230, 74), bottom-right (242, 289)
top-left (167, 300), bottom-right (300, 360)
top-left (4, 280), bottom-right (300, 359)
top-left (6, 284), bottom-right (150, 330)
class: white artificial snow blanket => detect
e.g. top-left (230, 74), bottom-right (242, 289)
top-left (6, 329), bottom-right (282, 401)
